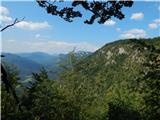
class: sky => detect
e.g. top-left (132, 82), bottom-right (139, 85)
top-left (0, 0), bottom-right (160, 54)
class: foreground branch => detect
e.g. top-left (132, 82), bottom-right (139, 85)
top-left (0, 17), bottom-right (25, 32)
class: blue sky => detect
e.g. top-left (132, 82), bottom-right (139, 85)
top-left (1, 1), bottom-right (160, 54)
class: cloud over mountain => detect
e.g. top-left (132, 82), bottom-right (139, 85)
top-left (121, 29), bottom-right (147, 39)
top-left (2, 39), bottom-right (98, 54)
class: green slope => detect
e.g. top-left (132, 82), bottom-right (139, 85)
top-left (58, 37), bottom-right (160, 119)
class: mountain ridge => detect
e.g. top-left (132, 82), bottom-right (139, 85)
top-left (1, 51), bottom-right (92, 80)
top-left (57, 37), bottom-right (160, 119)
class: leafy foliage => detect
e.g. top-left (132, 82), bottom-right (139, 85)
top-left (37, 0), bottom-right (133, 24)
top-left (139, 48), bottom-right (160, 120)
top-left (1, 64), bottom-right (22, 120)
top-left (108, 100), bottom-right (142, 120)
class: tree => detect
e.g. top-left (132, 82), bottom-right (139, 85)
top-left (1, 57), bottom-right (23, 112)
top-left (1, 64), bottom-right (22, 120)
top-left (1, 18), bottom-right (24, 112)
top-left (37, 0), bottom-right (133, 24)
top-left (58, 50), bottom-right (79, 71)
top-left (107, 100), bottom-right (142, 120)
top-left (141, 49), bottom-right (160, 120)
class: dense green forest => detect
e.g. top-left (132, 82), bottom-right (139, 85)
top-left (1, 37), bottom-right (160, 120)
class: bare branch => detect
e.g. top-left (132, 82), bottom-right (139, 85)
top-left (0, 17), bottom-right (25, 32)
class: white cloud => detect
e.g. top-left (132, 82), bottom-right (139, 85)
top-left (0, 6), bottom-right (50, 30)
top-left (148, 18), bottom-right (160, 29)
top-left (0, 6), bottom-right (12, 24)
top-left (0, 6), bottom-right (9, 15)
top-left (29, 41), bottom-right (98, 53)
top-left (121, 29), bottom-right (147, 39)
top-left (0, 15), bottom-right (12, 23)
top-left (104, 20), bottom-right (116, 26)
top-left (2, 40), bottom-right (99, 54)
top-left (130, 12), bottom-right (144, 20)
top-left (15, 21), bottom-right (50, 30)
top-left (148, 23), bottom-right (158, 29)
top-left (154, 19), bottom-right (160, 25)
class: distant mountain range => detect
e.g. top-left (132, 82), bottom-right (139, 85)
top-left (18, 52), bottom-right (59, 68)
top-left (1, 51), bottom-right (92, 80)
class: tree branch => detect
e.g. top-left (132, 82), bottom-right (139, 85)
top-left (0, 17), bottom-right (25, 32)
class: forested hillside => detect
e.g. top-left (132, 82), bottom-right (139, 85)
top-left (1, 37), bottom-right (160, 120)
